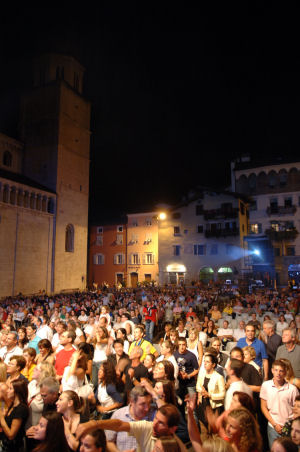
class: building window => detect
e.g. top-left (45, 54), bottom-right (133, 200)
top-left (286, 246), bottom-right (295, 256)
top-left (116, 234), bottom-right (123, 245)
top-left (270, 198), bottom-right (278, 212)
top-left (196, 205), bottom-right (203, 215)
top-left (197, 225), bottom-right (204, 233)
top-left (96, 226), bottom-right (103, 234)
top-left (145, 233), bottom-right (152, 244)
top-left (144, 274), bottom-right (152, 281)
top-left (145, 218), bottom-right (152, 226)
top-left (3, 151), bottom-right (12, 167)
top-left (250, 223), bottom-right (262, 234)
top-left (194, 244), bottom-right (206, 255)
top-left (279, 171), bottom-right (287, 186)
top-left (132, 219), bottom-right (138, 227)
top-left (274, 247), bottom-right (280, 257)
top-left (144, 253), bottom-right (155, 264)
top-left (130, 234), bottom-right (138, 243)
top-left (117, 225), bottom-right (123, 232)
top-left (249, 200), bottom-right (257, 211)
top-left (271, 221), bottom-right (280, 232)
top-left (130, 253), bottom-right (140, 264)
top-left (96, 235), bottom-right (103, 246)
top-left (210, 244), bottom-right (218, 255)
top-left (284, 197), bottom-right (292, 207)
top-left (174, 226), bottom-right (180, 235)
top-left (94, 253), bottom-right (104, 265)
top-left (114, 253), bottom-right (125, 264)
top-left (173, 245), bottom-right (181, 256)
top-left (65, 224), bottom-right (74, 252)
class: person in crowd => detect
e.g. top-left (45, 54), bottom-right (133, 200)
top-left (262, 320), bottom-right (282, 379)
top-left (209, 305), bottom-right (222, 322)
top-left (87, 325), bottom-right (109, 387)
top-left (26, 324), bottom-right (41, 354)
top-left (281, 395), bottom-right (300, 437)
top-left (80, 428), bottom-right (107, 452)
top-left (277, 315), bottom-right (289, 336)
top-left (54, 330), bottom-right (76, 379)
top-left (51, 321), bottom-right (67, 351)
top-left (276, 328), bottom-right (300, 378)
top-left (143, 299), bottom-right (158, 342)
top-left (0, 332), bottom-right (23, 364)
top-left (56, 390), bottom-right (89, 451)
top-left (176, 320), bottom-right (188, 339)
top-left (233, 320), bottom-right (246, 342)
top-left (169, 329), bottom-right (179, 347)
top-left (156, 340), bottom-right (179, 383)
top-left (17, 327), bottom-right (29, 350)
top-left (115, 328), bottom-right (130, 354)
top-left (6, 355), bottom-right (27, 384)
top-left (36, 340), bottom-right (55, 366)
top-left (21, 347), bottom-right (37, 382)
top-left (237, 323), bottom-right (268, 379)
top-left (279, 359), bottom-right (300, 390)
top-left (27, 364), bottom-right (58, 428)
top-left (90, 360), bottom-right (123, 419)
top-left (217, 320), bottom-right (234, 350)
top-left (61, 349), bottom-right (89, 394)
top-left (271, 437), bottom-right (298, 452)
top-left (242, 346), bottom-right (261, 373)
top-left (187, 327), bottom-right (203, 366)
top-left (174, 337), bottom-right (199, 408)
top-left (105, 386), bottom-right (154, 451)
top-left (123, 346), bottom-right (149, 396)
top-left (35, 317), bottom-right (53, 342)
top-left (260, 359), bottom-right (298, 448)
top-left (0, 379), bottom-right (29, 452)
top-left (27, 411), bottom-right (69, 452)
top-left (224, 359), bottom-right (253, 410)
top-left (291, 417), bottom-right (300, 449)
top-left (128, 326), bottom-right (158, 362)
top-left (210, 338), bottom-right (228, 368)
top-left (203, 320), bottom-right (218, 347)
top-left (143, 354), bottom-right (156, 380)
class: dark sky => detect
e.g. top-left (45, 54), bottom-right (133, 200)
top-left (0, 5), bottom-right (299, 221)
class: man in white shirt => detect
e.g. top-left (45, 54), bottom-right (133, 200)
top-left (36, 317), bottom-right (53, 341)
top-left (217, 320), bottom-right (234, 349)
top-left (0, 332), bottom-right (23, 364)
top-left (224, 358), bottom-right (253, 410)
top-left (233, 320), bottom-right (246, 341)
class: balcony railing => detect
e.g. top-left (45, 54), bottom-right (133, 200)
top-left (203, 207), bottom-right (239, 220)
top-left (205, 228), bottom-right (239, 238)
top-left (265, 228), bottom-right (298, 241)
top-left (266, 205), bottom-right (297, 216)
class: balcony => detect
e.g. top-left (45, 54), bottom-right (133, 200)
top-left (203, 207), bottom-right (239, 220)
top-left (265, 228), bottom-right (298, 241)
top-left (205, 228), bottom-right (239, 238)
top-left (266, 205), bottom-right (297, 216)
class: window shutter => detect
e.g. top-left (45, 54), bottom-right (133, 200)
top-left (258, 223), bottom-right (262, 233)
top-left (114, 255), bottom-right (117, 264)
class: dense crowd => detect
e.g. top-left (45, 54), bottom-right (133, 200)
top-left (0, 284), bottom-right (299, 452)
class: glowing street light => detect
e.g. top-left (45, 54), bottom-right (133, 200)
top-left (253, 249), bottom-right (260, 256)
top-left (159, 212), bottom-right (166, 220)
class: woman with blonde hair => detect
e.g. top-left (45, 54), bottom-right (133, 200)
top-left (187, 327), bottom-right (203, 366)
top-left (152, 436), bottom-right (181, 452)
top-left (224, 407), bottom-right (262, 452)
top-left (242, 346), bottom-right (261, 373)
top-left (27, 362), bottom-right (57, 427)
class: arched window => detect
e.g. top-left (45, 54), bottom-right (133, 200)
top-left (65, 224), bottom-right (74, 252)
top-left (248, 173), bottom-right (257, 191)
top-left (3, 151), bottom-right (12, 167)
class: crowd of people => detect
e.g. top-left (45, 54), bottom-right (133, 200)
top-left (0, 283), bottom-right (298, 452)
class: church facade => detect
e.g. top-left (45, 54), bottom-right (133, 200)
top-left (0, 54), bottom-right (91, 297)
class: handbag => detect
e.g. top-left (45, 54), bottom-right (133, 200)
top-left (77, 375), bottom-right (94, 398)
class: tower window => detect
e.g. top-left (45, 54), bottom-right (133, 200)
top-left (3, 151), bottom-right (12, 167)
top-left (65, 224), bottom-right (74, 252)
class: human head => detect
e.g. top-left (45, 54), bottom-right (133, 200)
top-left (204, 353), bottom-right (218, 373)
top-left (272, 360), bottom-right (287, 383)
top-left (282, 328), bottom-right (297, 346)
top-left (56, 390), bottom-right (82, 414)
top-left (245, 323), bottom-right (256, 342)
top-left (80, 429), bottom-right (107, 452)
top-left (26, 323), bottom-right (37, 339)
top-left (154, 380), bottom-right (177, 406)
top-left (133, 326), bottom-right (144, 341)
top-left (291, 417), bottom-right (300, 447)
top-left (226, 408), bottom-right (262, 451)
top-left (38, 338), bottom-right (53, 355)
top-left (202, 437), bottom-right (235, 452)
top-left (230, 391), bottom-right (255, 414)
top-left (228, 358), bottom-right (244, 378)
top-left (98, 360), bottom-right (117, 385)
top-left (23, 347), bottom-right (37, 364)
top-left (8, 379), bottom-right (28, 405)
top-left (242, 346), bottom-right (256, 363)
top-left (160, 340), bottom-right (174, 356)
top-left (153, 404), bottom-right (180, 437)
top-left (33, 411), bottom-right (69, 450)
top-left (129, 386), bottom-right (151, 420)
top-left (6, 331), bottom-right (18, 348)
top-left (60, 330), bottom-right (76, 345)
top-left (263, 320), bottom-right (275, 337)
top-left (177, 337), bottom-right (187, 354)
top-left (39, 376), bottom-right (60, 405)
top-left (271, 437), bottom-right (298, 452)
top-left (7, 355), bottom-right (26, 374)
top-left (211, 338), bottom-right (222, 353)
top-left (152, 436), bottom-right (181, 452)
top-left (292, 395), bottom-right (300, 418)
top-left (33, 361), bottom-right (56, 383)
top-left (144, 354), bottom-right (156, 369)
top-left (230, 347), bottom-right (244, 362)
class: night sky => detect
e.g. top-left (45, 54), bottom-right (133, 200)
top-left (0, 5), bottom-right (299, 221)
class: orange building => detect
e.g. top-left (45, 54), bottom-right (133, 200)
top-left (88, 221), bottom-right (127, 287)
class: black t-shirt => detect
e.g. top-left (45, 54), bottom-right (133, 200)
top-left (1, 403), bottom-right (29, 451)
top-left (173, 350), bottom-right (199, 386)
top-left (240, 362), bottom-right (262, 386)
top-left (124, 362), bottom-right (149, 392)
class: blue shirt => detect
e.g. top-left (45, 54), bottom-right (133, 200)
top-left (236, 337), bottom-right (268, 368)
top-left (28, 335), bottom-right (41, 353)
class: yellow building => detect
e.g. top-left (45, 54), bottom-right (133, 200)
top-left (0, 54), bottom-right (90, 297)
top-left (126, 212), bottom-right (159, 287)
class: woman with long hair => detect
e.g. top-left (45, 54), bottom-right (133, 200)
top-left (153, 360), bottom-right (175, 386)
top-left (187, 327), bottom-right (203, 366)
top-left (204, 320), bottom-right (218, 347)
top-left (29, 411), bottom-right (69, 452)
top-left (0, 379), bottom-right (29, 451)
top-left (90, 360), bottom-right (123, 419)
top-left (223, 407), bottom-right (262, 452)
top-left (61, 350), bottom-right (88, 393)
top-left (116, 329), bottom-right (129, 353)
top-left (21, 347), bottom-right (37, 382)
top-left (17, 327), bottom-right (29, 350)
top-left (56, 390), bottom-right (89, 451)
top-left (152, 436), bottom-right (181, 452)
top-left (36, 339), bottom-right (55, 366)
top-left (279, 359), bottom-right (300, 390)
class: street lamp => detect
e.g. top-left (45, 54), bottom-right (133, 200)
top-left (158, 212), bottom-right (166, 220)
